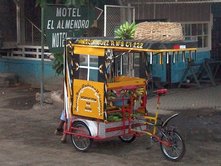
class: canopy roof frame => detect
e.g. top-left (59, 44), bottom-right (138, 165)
top-left (125, 0), bottom-right (221, 5)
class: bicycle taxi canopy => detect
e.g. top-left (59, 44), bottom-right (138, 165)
top-left (63, 37), bottom-right (197, 120)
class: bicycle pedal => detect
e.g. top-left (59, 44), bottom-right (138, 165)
top-left (146, 142), bottom-right (153, 150)
top-left (152, 137), bottom-right (158, 142)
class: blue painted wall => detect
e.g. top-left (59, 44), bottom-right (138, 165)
top-left (151, 51), bottom-right (210, 83)
top-left (0, 58), bottom-right (59, 86)
top-left (0, 51), bottom-right (210, 86)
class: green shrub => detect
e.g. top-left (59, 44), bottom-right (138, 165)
top-left (114, 21), bottom-right (136, 40)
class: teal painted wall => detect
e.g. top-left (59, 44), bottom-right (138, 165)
top-left (0, 58), bottom-right (59, 86)
top-left (151, 51), bottom-right (210, 83)
top-left (0, 51), bottom-right (210, 86)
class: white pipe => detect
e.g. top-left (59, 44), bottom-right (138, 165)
top-left (104, 5), bottom-right (107, 37)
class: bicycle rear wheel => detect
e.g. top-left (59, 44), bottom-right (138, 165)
top-left (160, 131), bottom-right (185, 161)
top-left (119, 134), bottom-right (136, 143)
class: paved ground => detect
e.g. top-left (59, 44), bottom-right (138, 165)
top-left (0, 82), bottom-right (221, 166)
top-left (147, 83), bottom-right (221, 114)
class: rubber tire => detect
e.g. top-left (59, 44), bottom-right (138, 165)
top-left (160, 131), bottom-right (185, 161)
top-left (70, 121), bottom-right (93, 152)
top-left (119, 134), bottom-right (136, 143)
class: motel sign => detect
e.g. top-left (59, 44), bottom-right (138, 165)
top-left (44, 5), bottom-right (94, 53)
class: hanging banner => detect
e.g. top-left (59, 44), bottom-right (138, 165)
top-left (44, 5), bottom-right (95, 53)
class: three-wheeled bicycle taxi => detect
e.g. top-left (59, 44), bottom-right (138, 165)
top-left (62, 37), bottom-right (197, 161)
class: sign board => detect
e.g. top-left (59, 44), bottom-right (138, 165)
top-left (44, 5), bottom-right (95, 53)
top-left (73, 79), bottom-right (104, 120)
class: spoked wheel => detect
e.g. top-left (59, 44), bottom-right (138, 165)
top-left (119, 134), bottom-right (136, 143)
top-left (70, 121), bottom-right (93, 152)
top-left (160, 131), bottom-right (185, 161)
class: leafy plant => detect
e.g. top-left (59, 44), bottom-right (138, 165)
top-left (114, 22), bottom-right (136, 40)
top-left (64, 0), bottom-right (87, 6)
top-left (52, 53), bottom-right (63, 75)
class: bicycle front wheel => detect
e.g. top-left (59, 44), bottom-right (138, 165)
top-left (70, 121), bottom-right (93, 152)
top-left (160, 131), bottom-right (185, 161)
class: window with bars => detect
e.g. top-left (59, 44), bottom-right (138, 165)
top-left (182, 22), bottom-right (210, 49)
top-left (79, 54), bottom-right (99, 81)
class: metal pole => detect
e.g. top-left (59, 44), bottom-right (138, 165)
top-left (15, 1), bottom-right (21, 44)
top-left (132, 6), bottom-right (135, 23)
top-left (104, 5), bottom-right (107, 37)
top-left (128, 3), bottom-right (131, 23)
top-left (153, 1), bottom-right (156, 19)
top-left (40, 6), bottom-right (45, 109)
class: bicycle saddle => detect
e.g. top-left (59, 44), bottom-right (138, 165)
top-left (156, 89), bottom-right (168, 95)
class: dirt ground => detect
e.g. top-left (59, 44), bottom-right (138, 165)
top-left (0, 84), bottom-right (221, 166)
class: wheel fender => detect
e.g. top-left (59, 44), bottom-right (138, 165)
top-left (162, 113), bottom-right (179, 127)
top-left (73, 119), bottom-right (98, 137)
